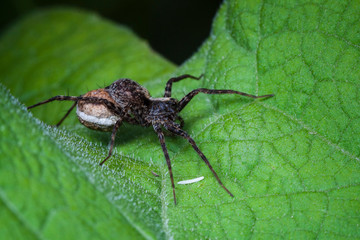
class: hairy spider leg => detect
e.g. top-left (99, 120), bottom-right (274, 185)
top-left (178, 89), bottom-right (275, 112)
top-left (27, 95), bottom-right (80, 109)
top-left (99, 119), bottom-right (123, 166)
top-left (56, 102), bottom-right (77, 127)
top-left (27, 95), bottom-right (124, 116)
top-left (164, 74), bottom-right (203, 97)
top-left (153, 124), bottom-right (177, 205)
top-left (177, 116), bottom-right (185, 128)
top-left (164, 122), bottom-right (234, 198)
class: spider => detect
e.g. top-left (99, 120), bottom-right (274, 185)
top-left (28, 74), bottom-right (274, 204)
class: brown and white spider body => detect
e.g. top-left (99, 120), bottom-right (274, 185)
top-left (76, 89), bottom-right (120, 131)
top-left (28, 74), bottom-right (274, 204)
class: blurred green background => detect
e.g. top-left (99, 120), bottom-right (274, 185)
top-left (1, 0), bottom-right (222, 64)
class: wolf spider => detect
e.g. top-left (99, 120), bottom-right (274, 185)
top-left (28, 74), bottom-right (274, 204)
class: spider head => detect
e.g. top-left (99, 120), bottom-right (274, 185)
top-left (147, 97), bottom-right (179, 122)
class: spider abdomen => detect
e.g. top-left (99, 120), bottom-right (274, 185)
top-left (77, 89), bottom-right (121, 131)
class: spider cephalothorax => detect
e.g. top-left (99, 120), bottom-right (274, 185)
top-left (28, 74), bottom-right (274, 204)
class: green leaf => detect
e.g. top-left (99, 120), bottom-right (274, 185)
top-left (0, 86), bottom-right (146, 239)
top-left (1, 0), bottom-right (360, 239)
top-left (0, 8), bottom-right (175, 240)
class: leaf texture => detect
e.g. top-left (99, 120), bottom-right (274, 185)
top-left (1, 1), bottom-right (360, 239)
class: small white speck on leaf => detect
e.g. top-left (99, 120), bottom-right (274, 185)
top-left (177, 176), bottom-right (204, 185)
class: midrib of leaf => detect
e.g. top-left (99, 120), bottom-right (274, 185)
top-left (159, 163), bottom-right (174, 240)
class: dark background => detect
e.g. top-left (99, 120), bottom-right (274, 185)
top-left (1, 0), bottom-right (223, 64)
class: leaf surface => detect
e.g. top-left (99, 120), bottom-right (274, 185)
top-left (1, 1), bottom-right (360, 239)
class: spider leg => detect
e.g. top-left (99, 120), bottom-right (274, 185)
top-left (153, 124), bottom-right (177, 205)
top-left (27, 95), bottom-right (80, 109)
top-left (177, 116), bottom-right (185, 128)
top-left (55, 102), bottom-right (77, 127)
top-left (99, 119), bottom-right (123, 165)
top-left (164, 74), bottom-right (203, 97)
top-left (28, 95), bottom-right (124, 117)
top-left (163, 122), bottom-right (234, 198)
top-left (178, 88), bottom-right (274, 112)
